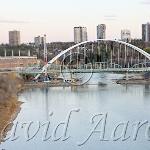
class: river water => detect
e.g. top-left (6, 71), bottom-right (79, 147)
top-left (1, 73), bottom-right (150, 150)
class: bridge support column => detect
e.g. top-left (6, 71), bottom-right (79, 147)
top-left (105, 43), bottom-right (108, 64)
top-left (84, 44), bottom-right (86, 64)
top-left (138, 52), bottom-right (140, 65)
top-left (106, 43), bottom-right (108, 53)
top-left (92, 43), bottom-right (94, 64)
top-left (145, 57), bottom-right (147, 66)
top-left (125, 71), bottom-right (129, 81)
top-left (19, 50), bottom-right (21, 57)
top-left (124, 45), bottom-right (127, 67)
top-left (118, 46), bottom-right (120, 65)
top-left (28, 50), bottom-right (31, 56)
top-left (63, 53), bottom-right (66, 69)
top-left (131, 51), bottom-right (133, 67)
top-left (114, 63), bottom-right (116, 69)
top-left (70, 49), bottom-right (72, 62)
top-left (12, 50), bottom-right (14, 57)
top-left (77, 47), bottom-right (79, 68)
top-left (4, 49), bottom-right (6, 57)
top-left (128, 63), bottom-right (130, 69)
top-left (111, 50), bottom-right (113, 68)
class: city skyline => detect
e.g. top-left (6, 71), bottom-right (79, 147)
top-left (0, 0), bottom-right (150, 43)
top-left (74, 26), bottom-right (88, 43)
top-left (97, 24), bottom-right (106, 39)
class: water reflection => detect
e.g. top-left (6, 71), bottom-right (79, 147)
top-left (44, 88), bottom-right (49, 120)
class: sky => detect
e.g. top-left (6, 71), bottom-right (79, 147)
top-left (0, 0), bottom-right (150, 43)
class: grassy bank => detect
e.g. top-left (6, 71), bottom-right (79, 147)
top-left (0, 73), bottom-right (23, 142)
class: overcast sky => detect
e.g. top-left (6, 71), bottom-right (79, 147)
top-left (0, 0), bottom-right (150, 43)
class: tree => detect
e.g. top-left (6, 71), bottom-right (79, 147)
top-left (144, 47), bottom-right (150, 54)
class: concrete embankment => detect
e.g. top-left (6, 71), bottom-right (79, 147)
top-left (0, 73), bottom-right (23, 143)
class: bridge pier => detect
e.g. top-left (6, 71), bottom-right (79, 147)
top-left (125, 71), bottom-right (129, 81)
top-left (12, 50), bottom-right (14, 57)
top-left (19, 50), bottom-right (21, 57)
top-left (28, 50), bottom-right (31, 57)
top-left (84, 44), bottom-right (86, 64)
top-left (4, 49), bottom-right (6, 57)
top-left (124, 45), bottom-right (127, 67)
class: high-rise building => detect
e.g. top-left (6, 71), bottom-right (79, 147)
top-left (34, 36), bottom-right (44, 47)
top-left (74, 27), bottom-right (88, 43)
top-left (121, 29), bottom-right (131, 42)
top-left (9, 30), bottom-right (20, 46)
top-left (142, 23), bottom-right (150, 42)
top-left (97, 24), bottom-right (106, 39)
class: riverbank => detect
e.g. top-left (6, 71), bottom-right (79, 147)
top-left (23, 81), bottom-right (70, 90)
top-left (116, 79), bottom-right (150, 85)
top-left (0, 73), bottom-right (23, 143)
top-left (24, 79), bottom-right (150, 89)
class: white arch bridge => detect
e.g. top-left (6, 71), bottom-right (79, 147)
top-left (32, 39), bottom-right (150, 80)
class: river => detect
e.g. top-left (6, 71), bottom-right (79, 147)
top-left (1, 73), bottom-right (150, 150)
